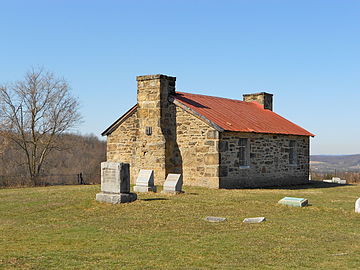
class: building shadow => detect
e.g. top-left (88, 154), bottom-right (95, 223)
top-left (141, 198), bottom-right (169, 201)
top-left (260, 180), bottom-right (353, 190)
top-left (161, 99), bottom-right (183, 177)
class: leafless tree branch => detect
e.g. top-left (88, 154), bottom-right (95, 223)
top-left (0, 68), bottom-right (82, 185)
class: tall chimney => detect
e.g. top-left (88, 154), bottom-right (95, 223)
top-left (243, 92), bottom-right (273, 111)
top-left (135, 74), bottom-right (177, 184)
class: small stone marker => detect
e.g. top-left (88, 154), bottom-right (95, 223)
top-left (278, 197), bottom-right (308, 207)
top-left (162, 173), bottom-right (183, 194)
top-left (332, 177), bottom-right (346, 184)
top-left (96, 162), bottom-right (137, 204)
top-left (323, 177), bottom-right (346, 184)
top-left (323, 180), bottom-right (333, 183)
top-left (355, 198), bottom-right (360, 213)
top-left (204, 216), bottom-right (226, 222)
top-left (133, 169), bottom-right (157, 192)
top-left (243, 217), bottom-right (266, 223)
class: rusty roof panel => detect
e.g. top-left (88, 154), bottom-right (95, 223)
top-left (174, 92), bottom-right (314, 137)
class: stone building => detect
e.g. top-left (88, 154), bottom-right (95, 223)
top-left (102, 74), bottom-right (314, 188)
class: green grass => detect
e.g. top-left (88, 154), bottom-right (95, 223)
top-left (1, 183), bottom-right (360, 269)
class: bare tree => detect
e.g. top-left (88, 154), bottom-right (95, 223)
top-left (0, 68), bottom-right (81, 185)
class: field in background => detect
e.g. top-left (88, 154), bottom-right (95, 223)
top-left (1, 183), bottom-right (360, 269)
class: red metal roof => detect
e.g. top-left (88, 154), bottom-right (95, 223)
top-left (173, 92), bottom-right (314, 136)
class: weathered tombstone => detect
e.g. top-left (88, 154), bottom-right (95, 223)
top-left (162, 173), bottom-right (183, 194)
top-left (332, 177), bottom-right (347, 184)
top-left (96, 162), bottom-right (137, 204)
top-left (338, 179), bottom-right (347, 185)
top-left (355, 198), bottom-right (360, 213)
top-left (323, 177), bottom-right (347, 185)
top-left (133, 169), bottom-right (157, 192)
top-left (204, 216), bottom-right (226, 222)
top-left (278, 197), bottom-right (308, 207)
top-left (323, 179), bottom-right (333, 183)
top-left (243, 217), bottom-right (266, 223)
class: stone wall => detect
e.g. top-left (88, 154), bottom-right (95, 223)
top-left (175, 107), bottom-right (219, 188)
top-left (243, 92), bottom-right (273, 111)
top-left (133, 75), bottom-right (176, 184)
top-left (219, 132), bottom-right (310, 188)
top-left (106, 110), bottom-right (139, 182)
top-left (106, 104), bottom-right (220, 187)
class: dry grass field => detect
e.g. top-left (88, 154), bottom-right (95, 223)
top-left (1, 182), bottom-right (360, 269)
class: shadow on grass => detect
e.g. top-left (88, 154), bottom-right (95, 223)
top-left (262, 181), bottom-right (354, 190)
top-left (141, 198), bottom-right (169, 201)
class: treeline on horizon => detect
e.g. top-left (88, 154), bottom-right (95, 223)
top-left (0, 133), bottom-right (106, 187)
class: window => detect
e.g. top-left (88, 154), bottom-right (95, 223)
top-left (289, 140), bottom-right (296, 164)
top-left (145, 126), bottom-right (152, 136)
top-left (239, 138), bottom-right (249, 167)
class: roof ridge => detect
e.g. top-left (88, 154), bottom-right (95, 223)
top-left (175, 91), bottom-right (248, 104)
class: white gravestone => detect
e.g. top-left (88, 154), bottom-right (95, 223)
top-left (96, 162), bottom-right (137, 204)
top-left (133, 170), bottom-right (157, 192)
top-left (162, 174), bottom-right (183, 194)
top-left (323, 177), bottom-right (346, 184)
top-left (278, 197), bottom-right (308, 207)
top-left (204, 216), bottom-right (226, 222)
top-left (243, 217), bottom-right (266, 223)
top-left (355, 198), bottom-right (360, 213)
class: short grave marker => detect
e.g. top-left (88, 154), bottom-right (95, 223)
top-left (162, 173), bottom-right (183, 194)
top-left (355, 198), bottom-right (360, 213)
top-left (323, 177), bottom-right (346, 185)
top-left (133, 169), bottom-right (157, 192)
top-left (204, 216), bottom-right (226, 222)
top-left (96, 162), bottom-right (137, 204)
top-left (243, 217), bottom-right (266, 223)
top-left (278, 197), bottom-right (308, 207)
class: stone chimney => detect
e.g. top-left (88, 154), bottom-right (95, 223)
top-left (135, 74), bottom-right (177, 184)
top-left (243, 92), bottom-right (273, 111)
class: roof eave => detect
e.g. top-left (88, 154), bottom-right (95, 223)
top-left (101, 104), bottom-right (138, 136)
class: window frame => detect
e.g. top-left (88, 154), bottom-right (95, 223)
top-left (239, 138), bottom-right (250, 169)
top-left (289, 140), bottom-right (297, 165)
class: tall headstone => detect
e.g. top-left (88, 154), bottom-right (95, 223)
top-left (96, 162), bottom-right (137, 204)
top-left (133, 170), bottom-right (157, 192)
top-left (162, 173), bottom-right (183, 194)
top-left (355, 198), bottom-right (360, 213)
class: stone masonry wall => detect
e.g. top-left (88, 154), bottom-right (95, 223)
top-left (106, 111), bottom-right (139, 182)
top-left (175, 107), bottom-right (220, 188)
top-left (106, 104), bottom-right (220, 187)
top-left (133, 75), bottom-right (176, 185)
top-left (219, 132), bottom-right (310, 188)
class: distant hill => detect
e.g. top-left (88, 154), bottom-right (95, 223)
top-left (310, 154), bottom-right (360, 172)
top-left (0, 133), bottom-right (106, 186)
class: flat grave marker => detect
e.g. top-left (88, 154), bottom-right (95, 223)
top-left (204, 216), bottom-right (226, 222)
top-left (278, 197), bottom-right (308, 207)
top-left (243, 217), bottom-right (266, 223)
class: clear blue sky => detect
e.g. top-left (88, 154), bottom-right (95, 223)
top-left (1, 0), bottom-right (359, 155)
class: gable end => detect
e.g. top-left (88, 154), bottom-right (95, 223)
top-left (101, 105), bottom-right (137, 136)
